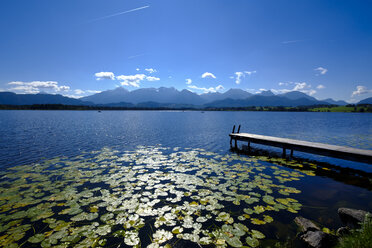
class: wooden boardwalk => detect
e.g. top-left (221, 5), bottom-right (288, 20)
top-left (229, 130), bottom-right (372, 164)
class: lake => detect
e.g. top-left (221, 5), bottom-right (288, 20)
top-left (0, 110), bottom-right (371, 247)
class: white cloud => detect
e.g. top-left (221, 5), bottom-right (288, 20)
top-left (234, 71), bottom-right (256, 85)
top-left (270, 88), bottom-right (291, 94)
top-left (273, 81), bottom-right (317, 96)
top-left (351, 85), bottom-right (372, 97)
top-left (74, 89), bottom-right (85, 95)
top-left (201, 72), bottom-right (216, 79)
top-left (307, 89), bottom-right (316, 96)
top-left (293, 82), bottom-right (310, 91)
top-left (116, 74), bottom-right (160, 87)
top-left (244, 70), bottom-right (257, 75)
top-left (59, 86), bottom-right (70, 91)
top-left (7, 81), bottom-right (70, 94)
top-left (73, 89), bottom-right (101, 95)
top-left (86, 90), bottom-right (102, 94)
top-left (95, 72), bottom-right (115, 80)
top-left (292, 82), bottom-right (317, 95)
top-left (145, 68), bottom-right (157, 74)
top-left (234, 72), bottom-right (244, 85)
top-left (316, 84), bottom-right (325, 89)
top-left (314, 67), bottom-right (328, 75)
top-left (185, 79), bottom-right (192, 85)
top-left (216, 85), bottom-right (224, 91)
top-left (188, 84), bottom-right (224, 93)
top-left (62, 94), bottom-right (82, 99)
top-left (146, 76), bottom-right (160, 81)
top-left (117, 74), bottom-right (146, 87)
top-left (136, 68), bottom-right (140, 71)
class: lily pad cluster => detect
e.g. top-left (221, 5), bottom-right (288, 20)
top-left (0, 146), bottom-right (311, 247)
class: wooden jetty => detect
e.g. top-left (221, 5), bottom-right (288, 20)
top-left (229, 125), bottom-right (372, 164)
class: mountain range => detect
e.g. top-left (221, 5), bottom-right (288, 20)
top-left (0, 87), bottom-right (365, 108)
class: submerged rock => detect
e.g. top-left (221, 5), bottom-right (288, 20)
top-left (300, 230), bottom-right (337, 248)
top-left (338, 208), bottom-right (370, 228)
top-left (295, 216), bottom-right (320, 232)
top-left (336, 226), bottom-right (350, 236)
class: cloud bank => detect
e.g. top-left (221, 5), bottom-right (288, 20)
top-left (188, 84), bottom-right (224, 93)
top-left (116, 74), bottom-right (160, 87)
top-left (7, 81), bottom-right (70, 94)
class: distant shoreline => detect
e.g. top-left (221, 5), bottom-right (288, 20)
top-left (0, 104), bottom-right (371, 113)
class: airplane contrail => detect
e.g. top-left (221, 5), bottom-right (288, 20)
top-left (88, 5), bottom-right (150, 23)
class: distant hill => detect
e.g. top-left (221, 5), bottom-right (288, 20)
top-left (205, 95), bottom-right (330, 107)
top-left (81, 87), bottom-right (129, 104)
top-left (82, 87), bottom-right (205, 105)
top-left (82, 87), bottom-right (254, 105)
top-left (322, 98), bottom-right (348, 106)
top-left (258, 90), bottom-right (275, 97)
top-left (0, 88), bottom-right (348, 108)
top-left (278, 91), bottom-right (317, 101)
top-left (358, 97), bottom-right (372, 104)
top-left (0, 92), bottom-right (91, 105)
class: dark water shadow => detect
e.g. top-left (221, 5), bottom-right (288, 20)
top-left (230, 146), bottom-right (372, 191)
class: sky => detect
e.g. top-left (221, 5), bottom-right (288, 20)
top-left (1, 0), bottom-right (372, 102)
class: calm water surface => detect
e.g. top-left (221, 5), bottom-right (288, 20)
top-left (1, 110), bottom-right (371, 169)
top-left (0, 110), bottom-right (371, 247)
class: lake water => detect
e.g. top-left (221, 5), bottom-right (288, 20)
top-left (0, 110), bottom-right (371, 247)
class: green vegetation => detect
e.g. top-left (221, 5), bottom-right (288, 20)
top-left (336, 215), bottom-right (372, 248)
top-left (309, 104), bottom-right (372, 113)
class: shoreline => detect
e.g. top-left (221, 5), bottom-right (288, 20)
top-left (0, 104), bottom-right (371, 113)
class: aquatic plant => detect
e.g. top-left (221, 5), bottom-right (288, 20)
top-left (0, 146), bottom-right (313, 247)
top-left (336, 215), bottom-right (372, 248)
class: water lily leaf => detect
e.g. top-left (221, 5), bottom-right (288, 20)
top-left (251, 218), bottom-right (266, 225)
top-left (152, 229), bottom-right (173, 244)
top-left (263, 195), bottom-right (275, 205)
top-left (246, 236), bottom-right (259, 247)
top-left (253, 205), bottom-right (265, 214)
top-left (226, 236), bottom-right (243, 247)
top-left (89, 206), bottom-right (99, 213)
top-left (263, 215), bottom-right (273, 223)
top-left (172, 226), bottom-right (183, 234)
top-left (251, 230), bottom-right (265, 239)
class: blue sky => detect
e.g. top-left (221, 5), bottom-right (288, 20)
top-left (1, 0), bottom-right (372, 102)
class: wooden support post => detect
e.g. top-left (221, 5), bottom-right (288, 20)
top-left (290, 149), bottom-right (293, 157)
top-left (248, 141), bottom-right (251, 152)
top-left (230, 125), bottom-right (236, 147)
top-left (282, 147), bottom-right (286, 157)
top-left (237, 125), bottom-right (241, 133)
top-left (235, 138), bottom-right (237, 149)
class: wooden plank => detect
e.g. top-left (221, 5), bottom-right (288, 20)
top-left (229, 133), bottom-right (372, 164)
